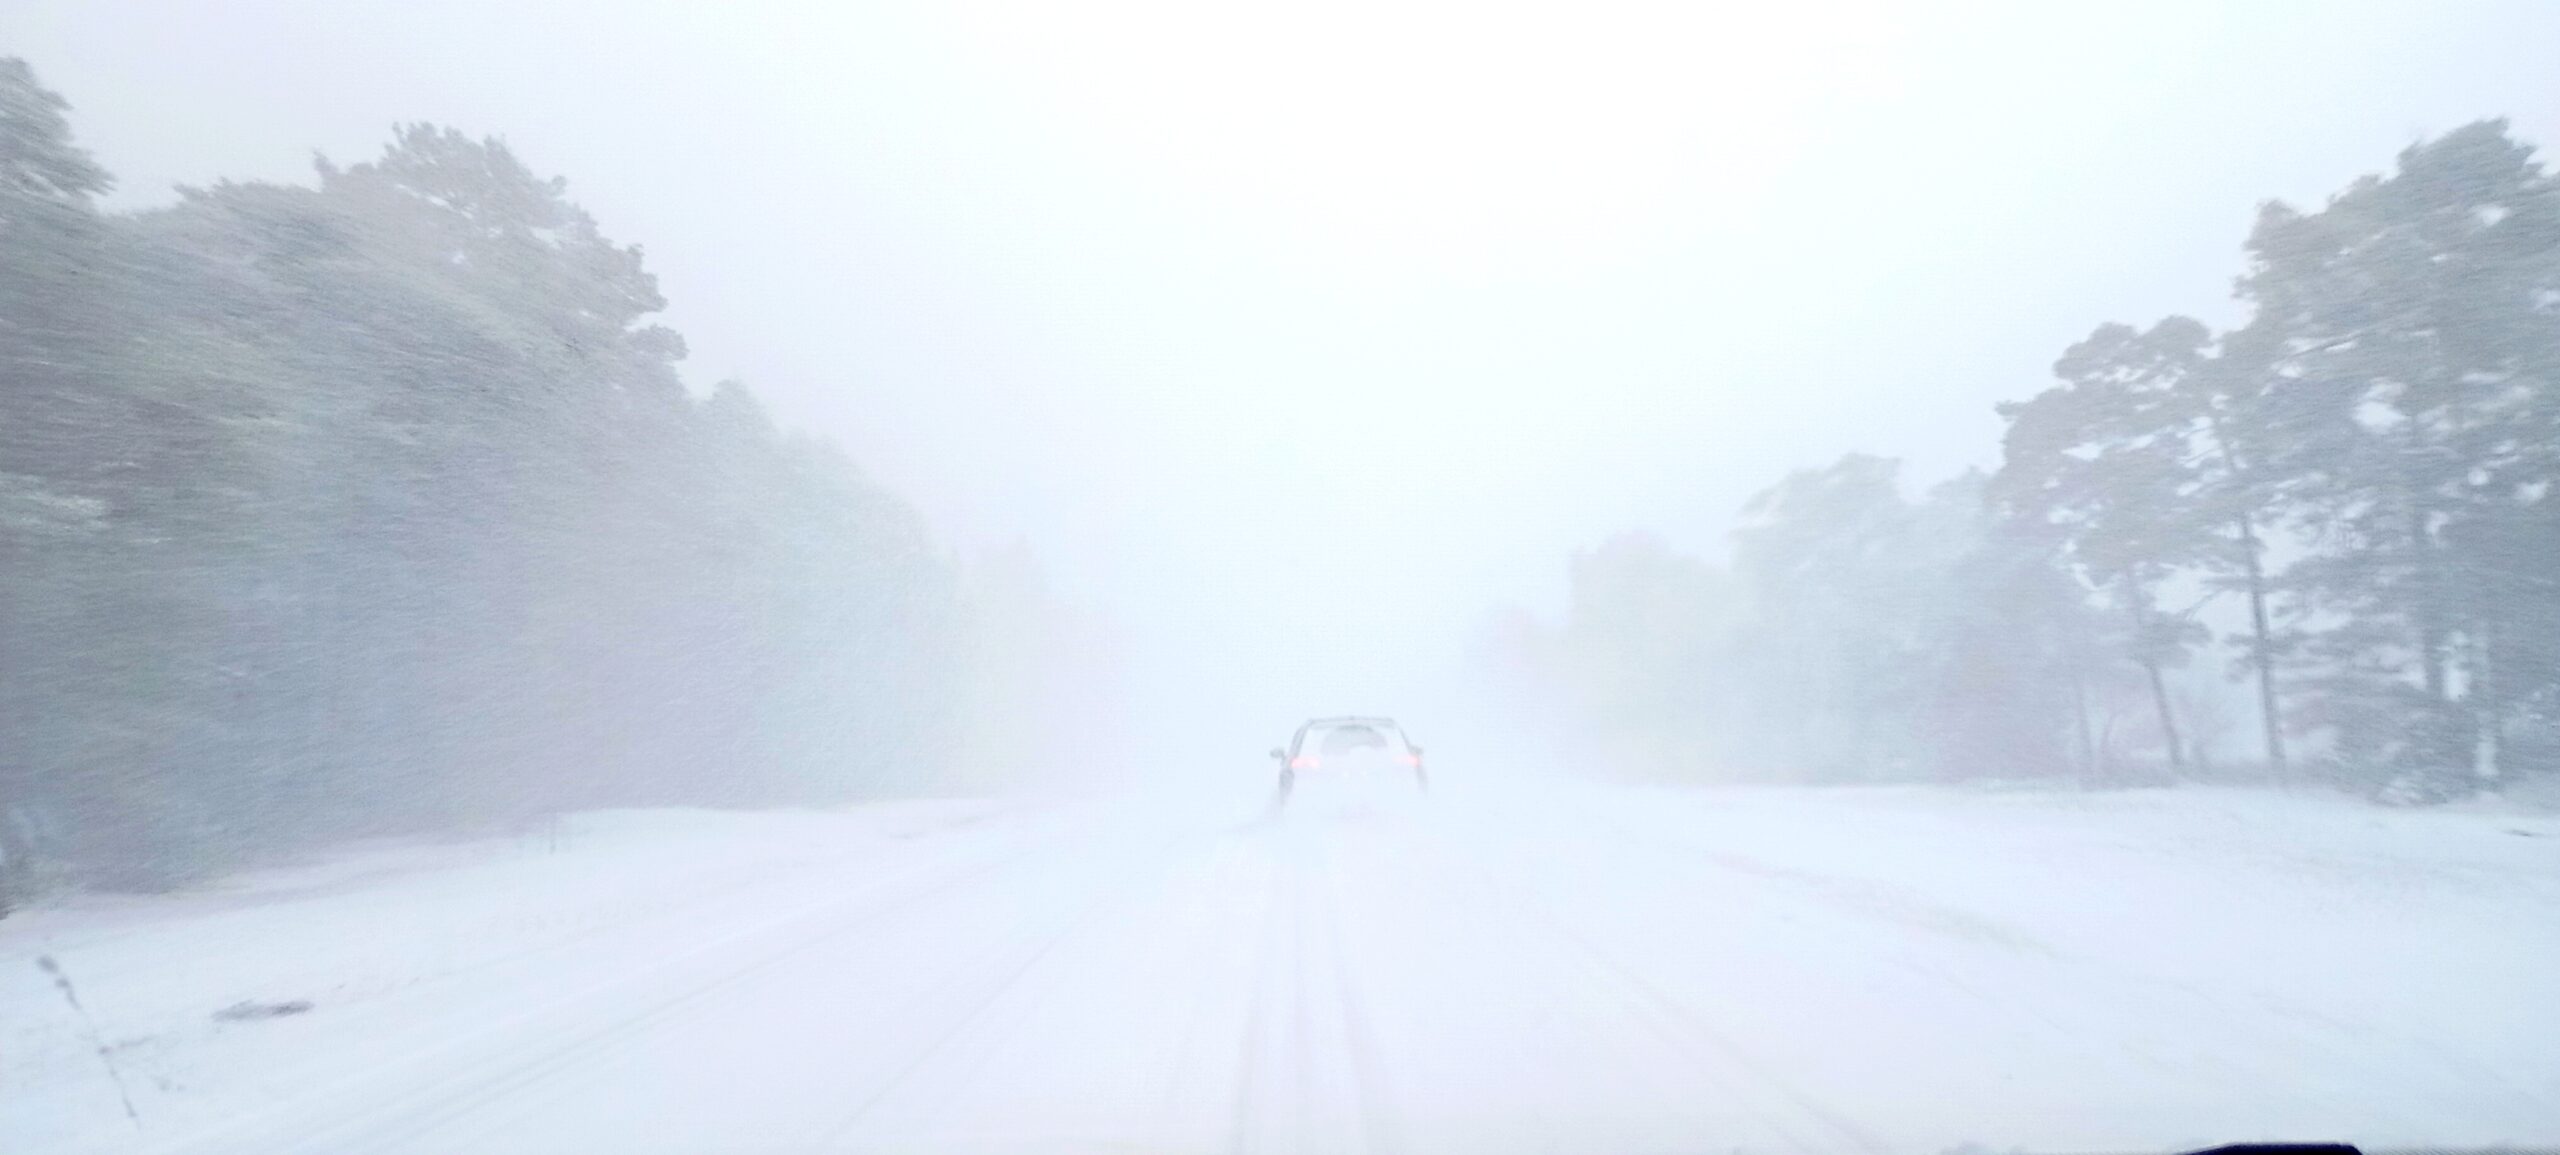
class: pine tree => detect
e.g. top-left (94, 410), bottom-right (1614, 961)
top-left (2239, 120), bottom-right (2560, 793)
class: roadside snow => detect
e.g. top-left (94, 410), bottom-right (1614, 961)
top-left (3, 784), bottom-right (2554, 1154)
top-left (1503, 785), bottom-right (2560, 1150)
top-left (1, 800), bottom-right (1038, 1153)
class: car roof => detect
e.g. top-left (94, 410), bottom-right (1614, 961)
top-left (1292, 716), bottom-right (1404, 743)
top-left (1287, 717), bottom-right (1410, 754)
top-left (1298, 715), bottom-right (1399, 729)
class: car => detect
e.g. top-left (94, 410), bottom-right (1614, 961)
top-left (1265, 716), bottom-right (1427, 809)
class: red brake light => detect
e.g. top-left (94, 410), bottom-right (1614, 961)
top-left (1289, 756), bottom-right (1319, 770)
top-left (1396, 754), bottom-right (1420, 767)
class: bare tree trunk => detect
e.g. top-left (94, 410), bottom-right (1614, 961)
top-left (2201, 401), bottom-right (2286, 784)
top-left (2472, 623), bottom-right (2502, 783)
top-left (2142, 657), bottom-right (2184, 772)
top-left (2123, 582), bottom-right (2184, 772)
top-left (2408, 486), bottom-right (2449, 704)
top-left (0, 810), bottom-right (32, 917)
top-left (2070, 665), bottom-right (2096, 787)
top-left (2235, 515), bottom-right (2287, 782)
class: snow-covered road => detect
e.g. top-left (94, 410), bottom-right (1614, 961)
top-left (8, 783), bottom-right (2559, 1153)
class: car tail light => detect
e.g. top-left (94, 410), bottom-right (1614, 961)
top-left (1395, 754), bottom-right (1421, 767)
top-left (1289, 756), bottom-right (1319, 770)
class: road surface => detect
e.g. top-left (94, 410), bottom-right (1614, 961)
top-left (9, 782), bottom-right (2558, 1153)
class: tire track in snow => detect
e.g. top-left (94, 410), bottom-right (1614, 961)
top-left (1431, 804), bottom-right (1891, 1155)
top-left (1319, 815), bottom-right (1580, 1155)
top-left (807, 825), bottom-right (1206, 1151)
top-left (1380, 816), bottom-right (1820, 1153)
top-left (1536, 793), bottom-right (2055, 955)
top-left (1147, 836), bottom-right (1261, 1141)
top-left (1222, 836), bottom-right (1296, 1155)
top-left (1316, 841), bottom-right (1402, 1155)
top-left (1228, 823), bottom-right (1391, 1155)
top-left (150, 807), bottom-right (1097, 1155)
top-left (1494, 792), bottom-right (2451, 1140)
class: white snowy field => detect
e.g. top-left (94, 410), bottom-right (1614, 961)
top-left (5, 780), bottom-right (2557, 1155)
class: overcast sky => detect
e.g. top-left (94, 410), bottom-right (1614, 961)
top-left (14, 1), bottom-right (2560, 736)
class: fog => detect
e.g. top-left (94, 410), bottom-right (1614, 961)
top-left (17, 0), bottom-right (2558, 762)
top-left (9, 4), bottom-right (2560, 1151)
